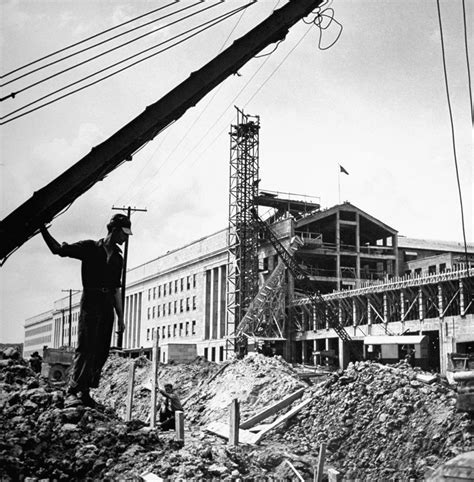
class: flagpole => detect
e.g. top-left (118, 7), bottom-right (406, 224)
top-left (338, 166), bottom-right (341, 204)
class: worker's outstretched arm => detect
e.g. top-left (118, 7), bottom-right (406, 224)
top-left (113, 288), bottom-right (125, 334)
top-left (40, 225), bottom-right (63, 255)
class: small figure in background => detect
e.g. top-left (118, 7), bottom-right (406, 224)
top-left (29, 351), bottom-right (42, 373)
top-left (158, 383), bottom-right (183, 430)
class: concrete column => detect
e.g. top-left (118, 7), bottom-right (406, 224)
top-left (438, 284), bottom-right (444, 319)
top-left (338, 301), bottom-right (343, 330)
top-left (325, 307), bottom-right (329, 331)
top-left (459, 279), bottom-right (465, 316)
top-left (336, 211), bottom-right (341, 290)
top-left (352, 299), bottom-right (357, 327)
top-left (367, 298), bottom-right (372, 336)
top-left (400, 291), bottom-right (405, 320)
top-left (418, 287), bottom-right (424, 321)
top-left (217, 267), bottom-right (222, 339)
top-left (210, 268), bottom-right (215, 339)
top-left (383, 293), bottom-right (388, 323)
top-left (312, 303), bottom-right (317, 331)
top-left (393, 234), bottom-right (399, 276)
top-left (338, 337), bottom-right (350, 369)
top-left (301, 341), bottom-right (306, 365)
top-left (356, 213), bottom-right (361, 288)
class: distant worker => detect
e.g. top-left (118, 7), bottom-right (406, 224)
top-left (405, 347), bottom-right (415, 367)
top-left (29, 351), bottom-right (42, 374)
top-left (158, 383), bottom-right (183, 430)
top-left (40, 213), bottom-right (132, 408)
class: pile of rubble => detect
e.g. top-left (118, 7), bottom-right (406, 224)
top-left (267, 361), bottom-right (474, 480)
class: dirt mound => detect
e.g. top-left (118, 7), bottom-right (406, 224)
top-left (265, 360), bottom-right (474, 480)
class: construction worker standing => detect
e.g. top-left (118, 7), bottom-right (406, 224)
top-left (158, 383), bottom-right (183, 430)
top-left (40, 213), bottom-right (131, 408)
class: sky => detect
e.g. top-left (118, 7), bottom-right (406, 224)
top-left (0, 0), bottom-right (472, 343)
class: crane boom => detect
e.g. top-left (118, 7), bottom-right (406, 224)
top-left (0, 0), bottom-right (323, 264)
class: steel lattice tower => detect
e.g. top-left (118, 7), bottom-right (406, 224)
top-left (226, 107), bottom-right (260, 357)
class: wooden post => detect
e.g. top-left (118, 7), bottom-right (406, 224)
top-left (175, 410), bottom-right (184, 442)
top-left (229, 398), bottom-right (240, 446)
top-left (314, 442), bottom-right (326, 482)
top-left (150, 333), bottom-right (159, 428)
top-left (125, 361), bottom-right (136, 422)
top-left (328, 468), bottom-right (341, 482)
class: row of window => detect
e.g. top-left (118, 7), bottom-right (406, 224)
top-left (147, 274), bottom-right (197, 301)
top-left (25, 323), bottom-right (52, 338)
top-left (147, 296), bottom-right (197, 319)
top-left (146, 320), bottom-right (197, 340)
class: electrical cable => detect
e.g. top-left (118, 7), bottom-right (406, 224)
top-left (116, 5), bottom-right (251, 207)
top-left (0, 1), bottom-right (220, 101)
top-left (0, 3), bottom-right (253, 125)
top-left (1, 1), bottom-right (179, 79)
top-left (461, 0), bottom-right (473, 120)
top-left (0, 1), bottom-right (197, 89)
top-left (436, 0), bottom-right (471, 273)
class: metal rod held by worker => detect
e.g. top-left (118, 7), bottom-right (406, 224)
top-left (229, 398), bottom-right (240, 446)
top-left (125, 361), bottom-right (136, 422)
top-left (150, 332), bottom-right (159, 428)
top-left (175, 411), bottom-right (184, 443)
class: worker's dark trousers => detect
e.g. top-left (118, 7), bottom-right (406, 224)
top-left (69, 291), bottom-right (115, 393)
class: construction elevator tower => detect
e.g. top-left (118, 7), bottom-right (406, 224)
top-left (226, 108), bottom-right (260, 356)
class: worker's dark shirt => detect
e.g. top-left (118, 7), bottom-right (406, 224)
top-left (57, 239), bottom-right (122, 289)
top-left (162, 391), bottom-right (183, 412)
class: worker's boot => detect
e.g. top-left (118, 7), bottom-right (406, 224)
top-left (80, 390), bottom-right (103, 410)
top-left (64, 387), bottom-right (83, 408)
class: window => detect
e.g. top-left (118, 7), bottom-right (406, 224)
top-left (169, 282), bottom-right (172, 293)
top-left (152, 328), bottom-right (155, 340)
top-left (185, 322), bottom-right (189, 336)
top-left (164, 284), bottom-right (167, 296)
top-left (180, 278), bottom-right (184, 291)
top-left (180, 299), bottom-right (183, 313)
top-left (175, 280), bottom-right (178, 293)
top-left (173, 324), bottom-right (177, 337)
top-left (163, 304), bottom-right (166, 316)
top-left (152, 306), bottom-right (155, 318)
top-left (440, 263), bottom-right (446, 273)
top-left (219, 346), bottom-right (224, 362)
top-left (204, 347), bottom-right (208, 360)
top-left (192, 320), bottom-right (196, 335)
top-left (147, 307), bottom-right (151, 320)
top-left (186, 297), bottom-right (190, 311)
top-left (415, 268), bottom-right (422, 276)
top-left (168, 302), bottom-right (172, 314)
top-left (167, 325), bottom-right (171, 337)
top-left (162, 326), bottom-right (165, 339)
top-left (158, 285), bottom-right (161, 298)
top-left (187, 276), bottom-right (191, 290)
top-left (428, 265), bottom-right (436, 275)
top-left (179, 323), bottom-right (183, 337)
top-left (157, 305), bottom-right (161, 318)
top-left (148, 289), bottom-right (151, 301)
top-left (147, 329), bottom-right (150, 341)
top-left (192, 296), bottom-right (196, 310)
top-left (153, 287), bottom-right (156, 300)
top-left (193, 274), bottom-right (196, 288)
top-left (174, 300), bottom-right (177, 314)
top-left (211, 347), bottom-right (216, 362)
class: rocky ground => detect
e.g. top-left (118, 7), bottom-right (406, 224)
top-left (1, 347), bottom-right (473, 481)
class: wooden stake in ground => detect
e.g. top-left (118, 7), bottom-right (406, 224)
top-left (125, 361), bottom-right (136, 422)
top-left (150, 333), bottom-right (160, 428)
top-left (175, 410), bottom-right (184, 442)
top-left (229, 398), bottom-right (240, 446)
top-left (315, 442), bottom-right (326, 482)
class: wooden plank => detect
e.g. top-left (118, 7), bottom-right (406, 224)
top-left (150, 334), bottom-right (159, 428)
top-left (416, 373), bottom-right (438, 384)
top-left (175, 411), bottom-right (184, 442)
top-left (140, 471), bottom-right (166, 482)
top-left (229, 399), bottom-right (240, 447)
top-left (125, 362), bottom-right (136, 422)
top-left (285, 460), bottom-right (305, 481)
top-left (315, 442), bottom-right (326, 482)
top-left (253, 398), bottom-right (312, 444)
top-left (205, 421), bottom-right (259, 445)
top-left (240, 388), bottom-right (305, 429)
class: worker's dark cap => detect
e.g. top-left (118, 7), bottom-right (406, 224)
top-left (108, 214), bottom-right (132, 235)
top-left (164, 383), bottom-right (173, 388)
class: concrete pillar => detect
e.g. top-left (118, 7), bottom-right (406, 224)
top-left (336, 211), bottom-right (341, 290)
top-left (438, 284), bottom-right (444, 319)
top-left (400, 291), bottom-right (405, 321)
top-left (418, 287), bottom-right (424, 321)
top-left (325, 307), bottom-right (329, 331)
top-left (356, 213), bottom-right (361, 288)
top-left (367, 298), bottom-right (372, 335)
top-left (352, 299), bottom-right (357, 327)
top-left (459, 279), bottom-right (465, 316)
top-left (383, 293), bottom-right (388, 325)
top-left (338, 337), bottom-right (350, 369)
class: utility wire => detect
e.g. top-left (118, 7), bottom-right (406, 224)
top-left (436, 0), bottom-right (470, 271)
top-left (1, 1), bottom-right (179, 79)
top-left (461, 0), bottom-right (473, 120)
top-left (0, 1), bottom-right (188, 88)
top-left (0, 3), bottom-right (252, 125)
top-left (0, 1), bottom-right (219, 101)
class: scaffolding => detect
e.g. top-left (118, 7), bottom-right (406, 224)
top-left (226, 108), bottom-right (260, 356)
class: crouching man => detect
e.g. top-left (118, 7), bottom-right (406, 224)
top-left (158, 383), bottom-right (183, 430)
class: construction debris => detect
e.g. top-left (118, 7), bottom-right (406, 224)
top-left (2, 348), bottom-right (474, 480)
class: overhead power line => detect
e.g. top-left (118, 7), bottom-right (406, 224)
top-left (435, 0), bottom-right (470, 271)
top-left (0, 0), bottom-right (189, 88)
top-left (0, 1), bottom-right (179, 79)
top-left (1, 3), bottom-right (253, 125)
top-left (0, 0), bottom-right (215, 101)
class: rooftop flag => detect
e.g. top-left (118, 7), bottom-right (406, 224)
top-left (340, 164), bottom-right (349, 175)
